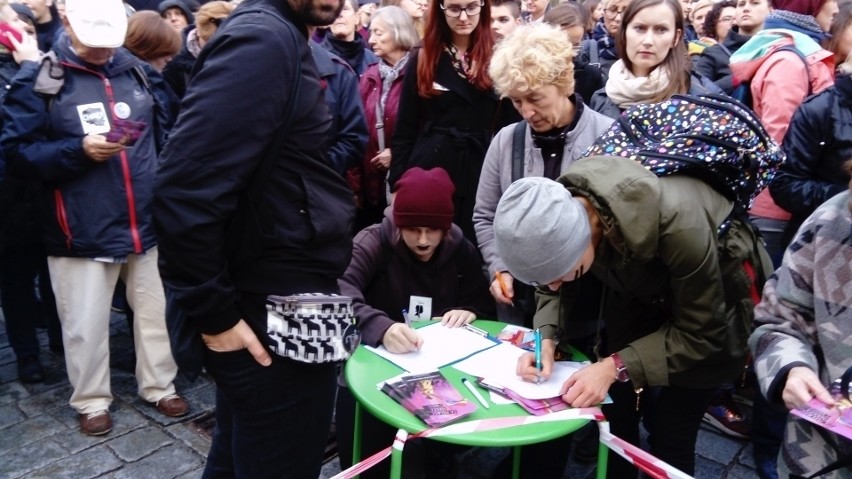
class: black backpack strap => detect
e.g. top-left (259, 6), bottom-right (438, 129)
top-left (511, 120), bottom-right (527, 183)
top-left (717, 42), bottom-right (732, 57)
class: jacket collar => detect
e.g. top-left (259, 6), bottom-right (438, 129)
top-left (53, 33), bottom-right (141, 76)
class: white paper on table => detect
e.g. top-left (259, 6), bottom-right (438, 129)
top-left (452, 342), bottom-right (590, 400)
top-left (488, 391), bottom-right (515, 405)
top-left (364, 322), bottom-right (499, 373)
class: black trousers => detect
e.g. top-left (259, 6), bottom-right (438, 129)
top-left (602, 382), bottom-right (715, 478)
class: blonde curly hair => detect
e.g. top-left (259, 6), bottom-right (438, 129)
top-left (488, 23), bottom-right (576, 97)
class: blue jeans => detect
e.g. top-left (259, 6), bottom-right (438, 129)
top-left (202, 295), bottom-right (337, 479)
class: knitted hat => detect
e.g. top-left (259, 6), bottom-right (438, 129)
top-left (159, 0), bottom-right (196, 24)
top-left (493, 177), bottom-right (590, 285)
top-left (393, 167), bottom-right (455, 230)
top-left (771, 0), bottom-right (828, 17)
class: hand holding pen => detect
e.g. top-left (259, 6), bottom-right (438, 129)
top-left (516, 336), bottom-right (555, 383)
top-left (490, 271), bottom-right (515, 306)
top-left (382, 320), bottom-right (423, 353)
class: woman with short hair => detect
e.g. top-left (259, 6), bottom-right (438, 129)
top-left (321, 0), bottom-right (379, 76)
top-left (348, 6), bottom-right (419, 230)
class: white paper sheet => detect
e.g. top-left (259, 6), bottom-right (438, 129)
top-left (364, 322), bottom-right (499, 373)
top-left (451, 342), bottom-right (590, 400)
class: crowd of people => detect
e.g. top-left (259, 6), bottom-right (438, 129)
top-left (0, 0), bottom-right (849, 478)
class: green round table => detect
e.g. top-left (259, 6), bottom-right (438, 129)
top-left (343, 319), bottom-right (608, 478)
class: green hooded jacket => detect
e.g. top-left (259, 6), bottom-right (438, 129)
top-left (534, 156), bottom-right (772, 389)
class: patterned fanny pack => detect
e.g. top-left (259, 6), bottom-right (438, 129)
top-left (266, 294), bottom-right (361, 364)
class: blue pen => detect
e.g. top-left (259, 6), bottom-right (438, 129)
top-left (534, 328), bottom-right (542, 383)
top-left (402, 309), bottom-right (410, 326)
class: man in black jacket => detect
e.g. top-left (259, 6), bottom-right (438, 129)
top-left (153, 0), bottom-right (354, 476)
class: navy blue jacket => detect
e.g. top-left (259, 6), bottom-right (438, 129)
top-left (153, 0), bottom-right (355, 336)
top-left (1, 35), bottom-right (171, 258)
top-left (310, 43), bottom-right (368, 175)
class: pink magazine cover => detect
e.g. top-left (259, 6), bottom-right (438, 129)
top-left (791, 397), bottom-right (852, 441)
top-left (395, 371), bottom-right (478, 427)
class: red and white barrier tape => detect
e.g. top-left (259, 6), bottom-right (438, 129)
top-left (597, 422), bottom-right (695, 479)
top-left (329, 408), bottom-right (604, 479)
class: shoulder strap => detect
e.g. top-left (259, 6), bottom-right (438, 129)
top-left (581, 39), bottom-right (600, 67)
top-left (716, 42), bottom-right (732, 57)
top-left (777, 44), bottom-right (813, 96)
top-left (511, 120), bottom-right (527, 183)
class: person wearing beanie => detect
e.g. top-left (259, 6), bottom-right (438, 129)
top-left (336, 166), bottom-right (494, 478)
top-left (493, 156), bottom-right (771, 478)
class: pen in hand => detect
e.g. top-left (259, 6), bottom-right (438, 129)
top-left (534, 328), bottom-right (542, 384)
top-left (494, 272), bottom-right (515, 306)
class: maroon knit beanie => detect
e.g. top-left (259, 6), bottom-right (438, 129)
top-left (772, 0), bottom-right (827, 16)
top-left (393, 167), bottom-right (455, 230)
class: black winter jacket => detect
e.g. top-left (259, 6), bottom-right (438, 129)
top-left (693, 28), bottom-right (752, 94)
top-left (153, 0), bottom-right (355, 336)
top-left (769, 74), bottom-right (852, 232)
top-left (390, 48), bottom-right (519, 241)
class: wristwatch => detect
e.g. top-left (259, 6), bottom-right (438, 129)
top-left (611, 352), bottom-right (630, 383)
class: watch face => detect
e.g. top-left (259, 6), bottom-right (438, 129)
top-left (616, 367), bottom-right (630, 383)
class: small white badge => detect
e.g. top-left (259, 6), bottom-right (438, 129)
top-left (113, 102), bottom-right (131, 119)
top-left (408, 296), bottom-right (432, 321)
top-left (76, 102), bottom-right (110, 135)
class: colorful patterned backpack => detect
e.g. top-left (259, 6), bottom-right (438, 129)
top-left (583, 94), bottom-right (784, 214)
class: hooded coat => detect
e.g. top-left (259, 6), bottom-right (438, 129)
top-left (533, 157), bottom-right (772, 389)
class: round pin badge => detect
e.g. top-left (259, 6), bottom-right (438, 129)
top-left (114, 102), bottom-right (131, 119)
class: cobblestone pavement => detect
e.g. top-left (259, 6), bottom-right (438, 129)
top-left (0, 311), bottom-right (760, 478)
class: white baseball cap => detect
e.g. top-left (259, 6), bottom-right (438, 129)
top-left (64, 0), bottom-right (128, 48)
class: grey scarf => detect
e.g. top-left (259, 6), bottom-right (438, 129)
top-left (377, 52), bottom-right (409, 112)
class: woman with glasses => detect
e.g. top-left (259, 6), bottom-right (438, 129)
top-left (162, 1), bottom-right (234, 99)
top-left (585, 0), bottom-right (629, 75)
top-left (588, 0), bottom-right (721, 119)
top-left (686, 0), bottom-right (734, 55)
top-left (692, 0), bottom-right (770, 94)
top-left (389, 0), bottom-right (518, 243)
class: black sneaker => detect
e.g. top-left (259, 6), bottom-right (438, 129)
top-left (703, 393), bottom-right (751, 439)
top-left (17, 356), bottom-right (45, 383)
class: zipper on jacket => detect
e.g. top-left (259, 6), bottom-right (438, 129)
top-left (54, 189), bottom-right (73, 250)
top-left (62, 63), bottom-right (145, 254)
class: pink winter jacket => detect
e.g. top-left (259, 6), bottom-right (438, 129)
top-left (748, 49), bottom-right (834, 219)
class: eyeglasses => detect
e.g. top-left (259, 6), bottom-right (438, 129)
top-left (604, 5), bottom-right (627, 18)
top-left (718, 15), bottom-right (735, 23)
top-left (441, 2), bottom-right (484, 17)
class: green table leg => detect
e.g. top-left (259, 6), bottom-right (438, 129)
top-left (596, 429), bottom-right (608, 479)
top-left (390, 430), bottom-right (405, 479)
top-left (352, 401), bottom-right (362, 478)
top-left (511, 445), bottom-right (521, 479)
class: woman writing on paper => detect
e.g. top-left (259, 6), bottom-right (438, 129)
top-left (336, 166), bottom-right (494, 478)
